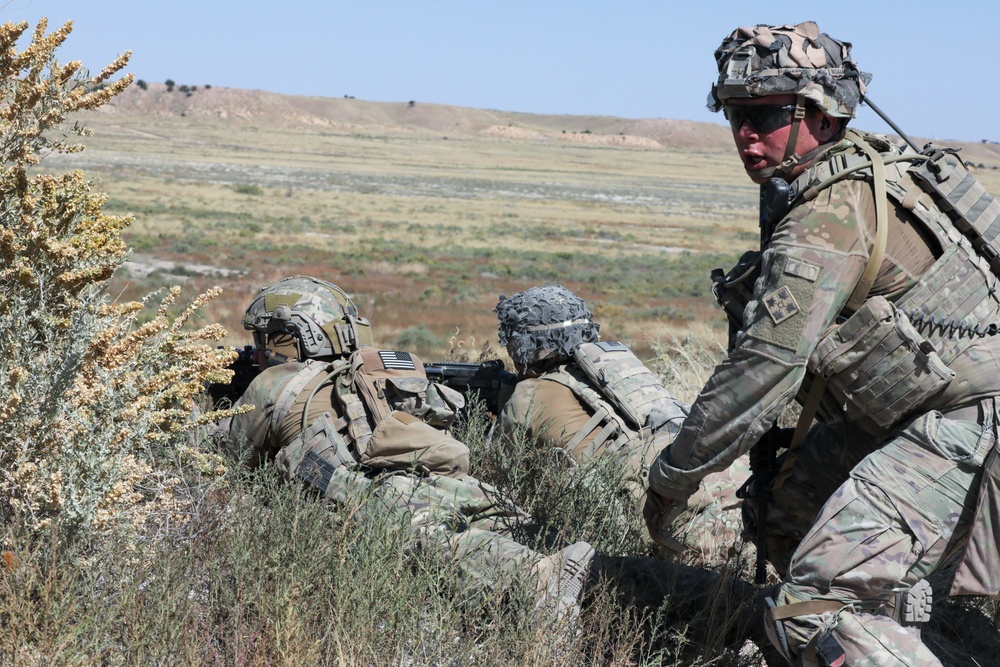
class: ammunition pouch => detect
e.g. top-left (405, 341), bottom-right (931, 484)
top-left (809, 295), bottom-right (955, 430)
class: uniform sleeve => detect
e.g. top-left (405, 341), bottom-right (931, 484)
top-left (226, 364), bottom-right (299, 468)
top-left (649, 179), bottom-right (876, 498)
top-left (497, 380), bottom-right (540, 442)
top-left (499, 376), bottom-right (593, 456)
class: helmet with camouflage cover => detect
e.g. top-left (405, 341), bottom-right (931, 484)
top-left (495, 285), bottom-right (599, 372)
top-left (242, 275), bottom-right (374, 365)
top-left (708, 21), bottom-right (871, 118)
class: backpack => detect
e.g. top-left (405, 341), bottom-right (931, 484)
top-left (274, 349), bottom-right (469, 488)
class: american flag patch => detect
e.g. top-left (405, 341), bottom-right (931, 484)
top-left (597, 341), bottom-right (629, 352)
top-left (379, 350), bottom-right (416, 370)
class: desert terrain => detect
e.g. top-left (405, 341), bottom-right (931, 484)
top-left (52, 82), bottom-right (1000, 360)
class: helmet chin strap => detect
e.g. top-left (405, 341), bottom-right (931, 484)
top-left (747, 94), bottom-right (815, 181)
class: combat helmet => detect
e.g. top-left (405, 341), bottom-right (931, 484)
top-left (709, 22), bottom-right (872, 178)
top-left (242, 275), bottom-right (374, 365)
top-left (495, 285), bottom-right (599, 372)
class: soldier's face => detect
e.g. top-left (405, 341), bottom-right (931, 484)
top-left (725, 94), bottom-right (834, 184)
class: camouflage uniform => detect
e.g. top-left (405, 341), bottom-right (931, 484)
top-left (496, 287), bottom-right (749, 564)
top-left (648, 22), bottom-right (1000, 666)
top-left (224, 358), bottom-right (545, 588)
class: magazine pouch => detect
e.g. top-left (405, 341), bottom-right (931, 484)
top-left (809, 295), bottom-right (955, 429)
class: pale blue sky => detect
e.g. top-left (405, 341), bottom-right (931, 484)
top-left (8, 1), bottom-right (997, 142)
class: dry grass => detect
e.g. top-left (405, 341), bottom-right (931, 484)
top-left (47, 103), bottom-right (759, 362)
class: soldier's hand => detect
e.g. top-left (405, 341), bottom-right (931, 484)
top-left (642, 488), bottom-right (686, 556)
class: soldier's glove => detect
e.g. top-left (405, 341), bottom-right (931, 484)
top-left (642, 488), bottom-right (686, 557)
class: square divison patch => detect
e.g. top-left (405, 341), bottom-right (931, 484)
top-left (746, 254), bottom-right (819, 352)
top-left (763, 285), bottom-right (800, 325)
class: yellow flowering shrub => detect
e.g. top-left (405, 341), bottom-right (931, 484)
top-left (0, 19), bottom-right (241, 539)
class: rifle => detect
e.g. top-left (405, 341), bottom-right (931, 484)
top-left (422, 359), bottom-right (518, 416)
top-left (737, 427), bottom-right (781, 585)
top-left (207, 345), bottom-right (261, 408)
top-left (736, 177), bottom-right (793, 585)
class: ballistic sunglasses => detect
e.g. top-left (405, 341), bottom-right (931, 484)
top-left (723, 104), bottom-right (799, 134)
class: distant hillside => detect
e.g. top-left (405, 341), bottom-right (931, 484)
top-left (96, 82), bottom-right (1000, 167)
top-left (99, 82), bottom-right (735, 151)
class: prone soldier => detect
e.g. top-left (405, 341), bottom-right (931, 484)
top-left (493, 285), bottom-right (749, 564)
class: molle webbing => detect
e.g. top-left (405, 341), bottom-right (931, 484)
top-left (337, 371), bottom-right (375, 456)
top-left (572, 342), bottom-right (676, 429)
top-left (545, 341), bottom-right (674, 457)
top-left (911, 147), bottom-right (1000, 274)
top-left (898, 245), bottom-right (998, 340)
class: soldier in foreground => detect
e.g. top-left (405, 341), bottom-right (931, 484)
top-left (645, 21), bottom-right (1000, 666)
top-left (494, 285), bottom-right (748, 565)
top-left (217, 275), bottom-right (595, 640)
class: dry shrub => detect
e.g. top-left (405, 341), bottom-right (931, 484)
top-left (0, 19), bottom-right (238, 542)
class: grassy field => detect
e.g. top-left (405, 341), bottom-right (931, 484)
top-left (11, 86), bottom-right (1000, 665)
top-left (48, 104), bottom-right (763, 361)
top-left (51, 96), bottom-right (1000, 364)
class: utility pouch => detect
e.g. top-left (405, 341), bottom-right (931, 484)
top-left (277, 412), bottom-right (357, 491)
top-left (809, 295), bottom-right (955, 429)
top-left (361, 409), bottom-right (469, 477)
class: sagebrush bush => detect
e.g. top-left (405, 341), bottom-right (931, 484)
top-left (0, 19), bottom-right (237, 541)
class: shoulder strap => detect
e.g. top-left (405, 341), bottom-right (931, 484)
top-left (541, 366), bottom-right (638, 456)
top-left (842, 129), bottom-right (889, 314)
top-left (787, 130), bottom-right (891, 452)
top-left (272, 360), bottom-right (340, 427)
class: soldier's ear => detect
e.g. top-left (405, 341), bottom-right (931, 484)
top-left (815, 114), bottom-right (840, 142)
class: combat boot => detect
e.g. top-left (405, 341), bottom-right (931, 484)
top-left (531, 541), bottom-right (596, 644)
top-left (882, 578), bottom-right (933, 637)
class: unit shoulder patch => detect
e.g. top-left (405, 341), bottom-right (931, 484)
top-left (746, 254), bottom-right (819, 352)
top-left (763, 286), bottom-right (800, 325)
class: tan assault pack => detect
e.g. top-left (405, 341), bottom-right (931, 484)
top-left (340, 347), bottom-right (468, 475)
top-left (275, 349), bottom-right (469, 493)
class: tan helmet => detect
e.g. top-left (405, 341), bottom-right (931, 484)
top-left (242, 275), bottom-right (374, 364)
top-left (708, 21), bottom-right (871, 118)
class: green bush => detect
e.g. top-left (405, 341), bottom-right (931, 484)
top-left (233, 183), bottom-right (264, 195)
top-left (394, 325), bottom-right (446, 355)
